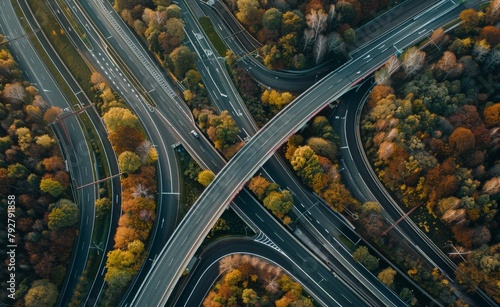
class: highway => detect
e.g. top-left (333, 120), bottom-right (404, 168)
top-left (173, 238), bottom-right (352, 307)
top-left (12, 2), bottom-right (125, 304)
top-left (179, 1), bottom-right (412, 304)
top-left (0, 0), bottom-right (107, 305)
top-left (40, 0), bottom-right (189, 303)
top-left (200, 0), bottom-right (441, 91)
top-left (74, 1), bottom-right (389, 305)
top-left (132, 1), bottom-right (489, 305)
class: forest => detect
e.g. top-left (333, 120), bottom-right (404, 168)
top-left (224, 0), bottom-right (398, 69)
top-left (0, 43), bottom-right (77, 305)
top-left (203, 254), bottom-right (314, 306)
top-left (362, 0), bottom-right (500, 302)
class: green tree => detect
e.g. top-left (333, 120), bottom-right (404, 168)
top-left (378, 267), bottom-right (397, 287)
top-left (7, 163), bottom-right (29, 179)
top-left (198, 169), bottom-right (215, 187)
top-left (158, 18), bottom-right (184, 53)
top-left (166, 4), bottom-right (182, 19)
top-left (48, 199), bottom-right (79, 230)
top-left (40, 178), bottom-right (64, 197)
top-left (352, 246), bottom-right (379, 271)
top-left (170, 46), bottom-right (195, 79)
top-left (361, 201), bottom-right (382, 216)
top-left (118, 151), bottom-right (142, 174)
top-left (342, 28), bottom-right (356, 45)
top-left (262, 8), bottom-right (282, 31)
top-left (306, 137), bottom-right (337, 161)
top-left (24, 279), bottom-right (58, 307)
top-left (96, 197), bottom-right (112, 220)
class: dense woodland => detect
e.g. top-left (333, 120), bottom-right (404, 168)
top-left (0, 44), bottom-right (77, 305)
top-left (225, 0), bottom-right (398, 69)
top-left (362, 1), bottom-right (500, 302)
top-left (203, 254), bottom-right (314, 306)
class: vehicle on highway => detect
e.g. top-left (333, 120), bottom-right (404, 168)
top-left (191, 130), bottom-right (199, 138)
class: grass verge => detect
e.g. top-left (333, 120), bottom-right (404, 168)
top-left (198, 16), bottom-right (227, 56)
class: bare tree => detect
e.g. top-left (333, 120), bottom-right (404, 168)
top-left (328, 4), bottom-right (336, 25)
top-left (473, 39), bottom-right (490, 62)
top-left (487, 0), bottom-right (500, 24)
top-left (2, 82), bottom-right (25, 101)
top-left (429, 28), bottom-right (448, 49)
top-left (485, 49), bottom-right (500, 71)
top-left (306, 9), bottom-right (328, 41)
top-left (132, 184), bottom-right (152, 199)
top-left (374, 69), bottom-right (390, 85)
top-left (384, 55), bottom-right (400, 76)
top-left (327, 32), bottom-right (346, 56)
top-left (219, 254), bottom-right (242, 274)
top-left (314, 34), bottom-right (328, 64)
top-left (303, 28), bottom-right (315, 52)
top-left (402, 47), bottom-right (426, 76)
top-left (136, 140), bottom-right (153, 163)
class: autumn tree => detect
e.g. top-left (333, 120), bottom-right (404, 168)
top-left (103, 107), bottom-right (140, 131)
top-left (434, 51), bottom-right (463, 80)
top-left (207, 110), bottom-right (239, 149)
top-left (484, 103), bottom-right (500, 128)
top-left (118, 151), bottom-right (142, 174)
top-left (247, 175), bottom-right (274, 200)
top-left (242, 288), bottom-right (259, 305)
top-left (236, 0), bottom-right (264, 29)
top-left (290, 146), bottom-right (323, 186)
top-left (263, 190), bottom-right (293, 219)
top-left (24, 279), bottom-right (58, 307)
top-left (306, 9), bottom-right (327, 42)
top-left (281, 11), bottom-right (303, 35)
top-left (40, 177), bottom-right (64, 197)
top-left (486, 0), bottom-right (500, 24)
top-left (483, 177), bottom-right (500, 195)
top-left (449, 127), bottom-right (475, 154)
top-left (261, 89), bottom-right (294, 109)
top-left (198, 169), bottom-right (215, 187)
top-left (108, 125), bottom-right (145, 154)
top-left (459, 9), bottom-right (480, 34)
top-left (480, 26), bottom-right (500, 47)
top-left (48, 199), bottom-right (79, 230)
top-left (43, 106), bottom-right (62, 123)
top-left (378, 267), bottom-right (397, 287)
